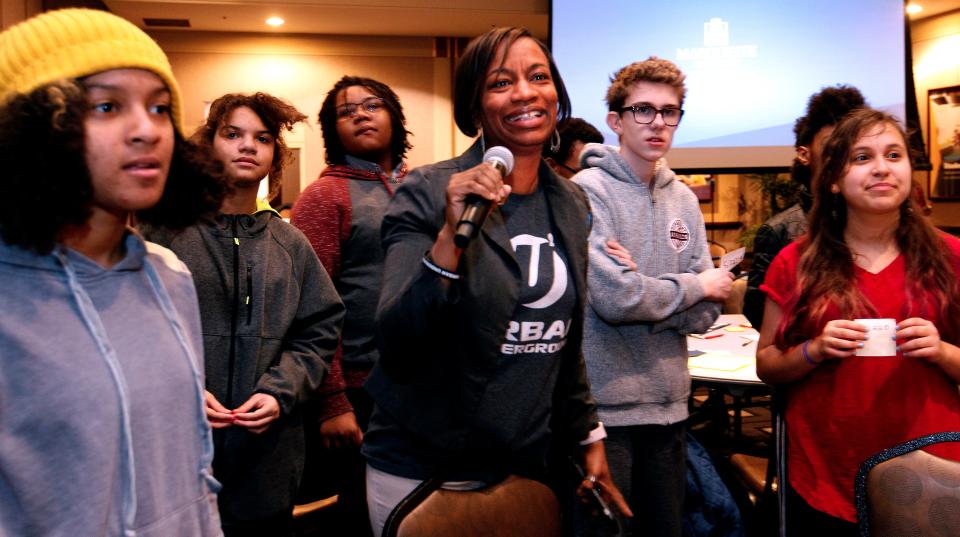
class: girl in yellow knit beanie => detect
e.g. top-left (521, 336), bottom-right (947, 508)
top-left (0, 9), bottom-right (225, 536)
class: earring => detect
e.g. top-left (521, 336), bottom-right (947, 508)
top-left (479, 128), bottom-right (486, 155)
top-left (549, 128), bottom-right (561, 154)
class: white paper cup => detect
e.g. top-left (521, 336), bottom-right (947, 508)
top-left (854, 318), bottom-right (897, 357)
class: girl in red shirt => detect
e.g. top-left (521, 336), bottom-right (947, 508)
top-left (757, 108), bottom-right (960, 535)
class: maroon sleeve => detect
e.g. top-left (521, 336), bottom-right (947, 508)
top-left (292, 175), bottom-right (354, 421)
top-left (291, 175), bottom-right (352, 280)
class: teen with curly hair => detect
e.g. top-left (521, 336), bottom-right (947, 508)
top-left (144, 92), bottom-right (344, 536)
top-left (757, 109), bottom-right (960, 535)
top-left (0, 8), bottom-right (224, 536)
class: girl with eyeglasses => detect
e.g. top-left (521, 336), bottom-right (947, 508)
top-left (291, 75), bottom-right (412, 535)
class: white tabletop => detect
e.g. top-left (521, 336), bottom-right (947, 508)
top-left (687, 313), bottom-right (764, 386)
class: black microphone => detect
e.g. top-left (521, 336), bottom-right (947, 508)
top-left (454, 146), bottom-right (515, 248)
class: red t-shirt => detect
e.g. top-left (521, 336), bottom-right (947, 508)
top-left (761, 234), bottom-right (960, 522)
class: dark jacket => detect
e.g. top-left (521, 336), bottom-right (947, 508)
top-left (145, 210), bottom-right (344, 520)
top-left (364, 142), bottom-right (599, 480)
top-left (744, 203), bottom-right (807, 328)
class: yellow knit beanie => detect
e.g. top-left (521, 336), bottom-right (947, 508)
top-left (0, 8), bottom-right (184, 133)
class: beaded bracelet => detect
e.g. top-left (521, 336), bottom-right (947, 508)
top-left (801, 339), bottom-right (822, 366)
top-left (422, 252), bottom-right (461, 280)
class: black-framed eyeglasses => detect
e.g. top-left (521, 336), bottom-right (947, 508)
top-left (619, 104), bottom-right (684, 127)
top-left (336, 97), bottom-right (386, 119)
top-left (555, 161), bottom-right (580, 176)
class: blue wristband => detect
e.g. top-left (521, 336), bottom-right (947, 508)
top-left (802, 339), bottom-right (821, 365)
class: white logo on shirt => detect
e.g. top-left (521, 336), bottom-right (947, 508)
top-left (668, 218), bottom-right (690, 252)
top-left (510, 233), bottom-right (568, 309)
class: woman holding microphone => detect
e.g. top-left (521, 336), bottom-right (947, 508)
top-left (361, 26), bottom-right (630, 536)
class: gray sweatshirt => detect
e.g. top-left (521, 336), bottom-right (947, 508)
top-left (573, 143), bottom-right (720, 426)
top-left (0, 233), bottom-right (221, 536)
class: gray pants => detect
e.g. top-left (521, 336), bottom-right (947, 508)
top-left (577, 421), bottom-right (687, 537)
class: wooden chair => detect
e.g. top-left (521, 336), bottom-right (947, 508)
top-left (727, 391), bottom-right (786, 537)
top-left (855, 431), bottom-right (960, 537)
top-left (722, 275), bottom-right (747, 314)
top-left (382, 475), bottom-right (561, 537)
top-left (708, 241), bottom-right (727, 268)
top-left (292, 495), bottom-right (338, 537)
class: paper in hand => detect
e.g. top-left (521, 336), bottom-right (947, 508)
top-left (720, 247), bottom-right (745, 272)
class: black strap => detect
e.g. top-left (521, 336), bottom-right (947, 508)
top-left (381, 476), bottom-right (444, 537)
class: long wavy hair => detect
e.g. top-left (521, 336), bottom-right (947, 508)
top-left (0, 80), bottom-right (223, 254)
top-left (782, 109), bottom-right (960, 345)
top-left (192, 92), bottom-right (306, 201)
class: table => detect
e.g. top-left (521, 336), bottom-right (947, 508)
top-left (687, 313), bottom-right (762, 386)
top-left (688, 313), bottom-right (768, 442)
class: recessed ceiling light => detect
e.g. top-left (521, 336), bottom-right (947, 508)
top-left (265, 16), bottom-right (285, 27)
top-left (906, 3), bottom-right (923, 16)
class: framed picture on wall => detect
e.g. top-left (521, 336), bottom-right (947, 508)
top-left (928, 85), bottom-right (960, 199)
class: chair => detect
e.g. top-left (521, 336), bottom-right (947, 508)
top-left (854, 431), bottom-right (960, 537)
top-left (727, 391), bottom-right (787, 537)
top-left (382, 475), bottom-right (561, 537)
top-left (709, 241), bottom-right (727, 268)
top-left (292, 495), bottom-right (339, 537)
top-left (722, 275), bottom-right (747, 314)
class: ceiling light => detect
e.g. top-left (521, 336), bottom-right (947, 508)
top-left (265, 16), bottom-right (285, 27)
top-left (906, 3), bottom-right (923, 16)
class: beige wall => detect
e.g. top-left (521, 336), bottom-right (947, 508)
top-left (912, 9), bottom-right (960, 228)
top-left (0, 0), bottom-right (40, 30)
top-left (150, 30), bottom-right (470, 198)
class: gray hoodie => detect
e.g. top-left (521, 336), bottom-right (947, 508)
top-left (573, 143), bottom-right (720, 426)
top-left (0, 234), bottom-right (221, 536)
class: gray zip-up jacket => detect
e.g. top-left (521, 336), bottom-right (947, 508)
top-left (573, 143), bottom-right (720, 426)
top-left (145, 210), bottom-right (344, 521)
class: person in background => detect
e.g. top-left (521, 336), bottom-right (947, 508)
top-left (543, 117), bottom-right (604, 178)
top-left (744, 85), bottom-right (866, 328)
top-left (757, 109), bottom-right (960, 535)
top-left (291, 75), bottom-right (411, 536)
top-left (0, 8), bottom-right (224, 535)
top-left (144, 92), bottom-right (344, 536)
top-left (572, 57), bottom-right (732, 537)
top-left (361, 26), bottom-right (631, 537)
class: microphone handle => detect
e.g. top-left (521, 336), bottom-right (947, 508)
top-left (454, 195), bottom-right (492, 249)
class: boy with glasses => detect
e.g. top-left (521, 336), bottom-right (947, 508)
top-left (572, 57), bottom-right (733, 537)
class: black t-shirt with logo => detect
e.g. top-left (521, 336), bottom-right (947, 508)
top-left (468, 186), bottom-right (576, 466)
top-left (363, 187), bottom-right (576, 482)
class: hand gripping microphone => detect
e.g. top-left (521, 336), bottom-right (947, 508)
top-left (454, 146), bottom-right (515, 248)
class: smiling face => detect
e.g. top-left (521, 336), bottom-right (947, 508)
top-left (212, 105), bottom-right (275, 187)
top-left (83, 68), bottom-right (174, 218)
top-left (479, 37), bottom-right (558, 156)
top-left (607, 81), bottom-right (681, 169)
top-left (833, 122), bottom-right (912, 217)
top-left (334, 85), bottom-right (393, 166)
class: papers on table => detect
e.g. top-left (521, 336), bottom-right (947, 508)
top-left (688, 350), bottom-right (753, 372)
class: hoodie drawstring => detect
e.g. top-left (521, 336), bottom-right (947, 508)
top-left (55, 247), bottom-right (139, 536)
top-left (55, 244), bottom-right (218, 537)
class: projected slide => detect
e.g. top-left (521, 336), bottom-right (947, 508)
top-left (551, 0), bottom-right (905, 168)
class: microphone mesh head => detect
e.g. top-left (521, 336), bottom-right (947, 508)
top-left (483, 146), bottom-right (515, 176)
